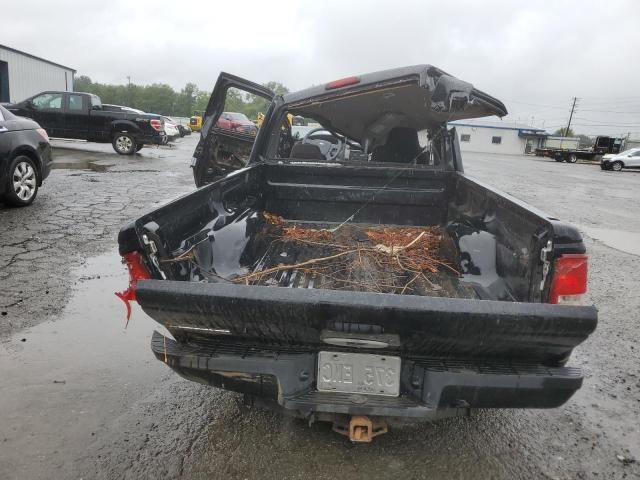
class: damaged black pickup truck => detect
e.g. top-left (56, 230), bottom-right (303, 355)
top-left (117, 65), bottom-right (597, 442)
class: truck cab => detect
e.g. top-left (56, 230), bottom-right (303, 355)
top-left (9, 91), bottom-right (101, 139)
top-left (7, 91), bottom-right (165, 154)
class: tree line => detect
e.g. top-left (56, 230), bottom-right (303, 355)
top-left (73, 76), bottom-right (210, 117)
top-left (224, 82), bottom-right (289, 120)
top-left (73, 76), bottom-right (289, 119)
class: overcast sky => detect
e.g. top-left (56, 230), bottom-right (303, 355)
top-left (4, 0), bottom-right (640, 135)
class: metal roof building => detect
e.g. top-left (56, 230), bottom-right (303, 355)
top-left (449, 119), bottom-right (548, 155)
top-left (0, 44), bottom-right (76, 104)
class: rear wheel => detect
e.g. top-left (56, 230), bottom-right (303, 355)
top-left (611, 161), bottom-right (623, 171)
top-left (112, 133), bottom-right (137, 155)
top-left (568, 154), bottom-right (578, 163)
top-left (4, 156), bottom-right (39, 207)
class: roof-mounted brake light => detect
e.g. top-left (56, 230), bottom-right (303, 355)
top-left (549, 254), bottom-right (588, 304)
top-left (325, 76), bottom-right (360, 90)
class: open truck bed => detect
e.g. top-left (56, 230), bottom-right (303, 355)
top-left (181, 214), bottom-right (477, 299)
top-left (118, 65), bottom-right (597, 441)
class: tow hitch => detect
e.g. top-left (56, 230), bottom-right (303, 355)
top-left (332, 416), bottom-right (388, 443)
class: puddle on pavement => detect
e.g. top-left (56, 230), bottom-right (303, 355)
top-left (581, 226), bottom-right (640, 256)
top-left (0, 250), bottom-right (168, 479)
top-left (52, 160), bottom-right (114, 172)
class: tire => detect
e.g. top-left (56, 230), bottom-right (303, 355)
top-left (4, 155), bottom-right (39, 207)
top-left (112, 133), bottom-right (137, 155)
top-left (135, 143), bottom-right (144, 152)
top-left (568, 154), bottom-right (578, 163)
top-left (611, 161), bottom-right (623, 172)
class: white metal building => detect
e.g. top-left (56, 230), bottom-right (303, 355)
top-left (449, 119), bottom-right (548, 155)
top-left (0, 44), bottom-right (75, 104)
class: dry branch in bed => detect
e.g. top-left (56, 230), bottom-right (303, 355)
top-left (231, 212), bottom-right (459, 295)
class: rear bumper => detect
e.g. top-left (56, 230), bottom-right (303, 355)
top-left (40, 143), bottom-right (53, 182)
top-left (137, 132), bottom-right (164, 145)
top-left (151, 331), bottom-right (584, 419)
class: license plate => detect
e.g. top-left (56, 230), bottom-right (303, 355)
top-left (317, 352), bottom-right (401, 397)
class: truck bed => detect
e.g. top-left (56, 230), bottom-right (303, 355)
top-left (119, 161), bottom-right (596, 361)
top-left (217, 218), bottom-right (478, 300)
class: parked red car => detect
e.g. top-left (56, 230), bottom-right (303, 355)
top-left (215, 112), bottom-right (258, 135)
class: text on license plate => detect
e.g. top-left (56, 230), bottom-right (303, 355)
top-left (317, 351), bottom-right (401, 397)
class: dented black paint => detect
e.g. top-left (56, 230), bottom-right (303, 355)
top-left (119, 64), bottom-right (596, 423)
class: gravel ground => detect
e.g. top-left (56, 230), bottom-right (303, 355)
top-left (0, 144), bottom-right (638, 480)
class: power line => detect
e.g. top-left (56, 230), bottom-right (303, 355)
top-left (505, 97), bottom-right (640, 112)
top-left (569, 120), bottom-right (640, 127)
top-left (573, 107), bottom-right (640, 114)
top-left (503, 99), bottom-right (569, 110)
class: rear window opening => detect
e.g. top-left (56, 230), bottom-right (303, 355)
top-left (274, 113), bottom-right (440, 166)
top-left (268, 81), bottom-right (457, 168)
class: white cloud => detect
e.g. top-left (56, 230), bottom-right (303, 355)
top-left (4, 0), bottom-right (640, 134)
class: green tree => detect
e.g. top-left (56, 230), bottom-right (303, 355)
top-left (193, 90), bottom-right (210, 113)
top-left (175, 82), bottom-right (198, 117)
top-left (553, 127), bottom-right (575, 137)
top-left (74, 75), bottom-right (93, 92)
top-left (576, 134), bottom-right (592, 148)
top-left (263, 81), bottom-right (289, 96)
top-left (70, 75), bottom-right (288, 119)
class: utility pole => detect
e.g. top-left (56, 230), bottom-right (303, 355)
top-left (559, 97), bottom-right (578, 150)
top-left (564, 97), bottom-right (577, 137)
top-left (126, 76), bottom-right (132, 107)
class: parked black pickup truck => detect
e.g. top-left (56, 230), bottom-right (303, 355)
top-left (117, 65), bottom-right (597, 442)
top-left (7, 91), bottom-right (165, 154)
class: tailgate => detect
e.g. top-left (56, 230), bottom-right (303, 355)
top-left (136, 280), bottom-right (597, 363)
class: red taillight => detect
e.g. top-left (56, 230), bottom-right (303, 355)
top-left (36, 128), bottom-right (49, 142)
top-left (325, 76), bottom-right (360, 90)
top-left (115, 251), bottom-right (151, 324)
top-left (150, 119), bottom-right (162, 131)
top-left (549, 254), bottom-right (588, 304)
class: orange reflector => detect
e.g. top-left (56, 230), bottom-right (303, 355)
top-left (549, 254), bottom-right (588, 304)
top-left (325, 76), bottom-right (360, 90)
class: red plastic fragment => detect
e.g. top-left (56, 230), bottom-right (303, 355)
top-left (115, 251), bottom-right (151, 327)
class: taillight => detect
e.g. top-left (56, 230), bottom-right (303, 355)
top-left (150, 119), bottom-right (162, 131)
top-left (115, 251), bottom-right (151, 324)
top-left (325, 76), bottom-right (360, 90)
top-left (549, 254), bottom-right (588, 304)
top-left (36, 128), bottom-right (49, 142)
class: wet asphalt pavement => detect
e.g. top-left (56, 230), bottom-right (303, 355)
top-left (1, 141), bottom-right (639, 479)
